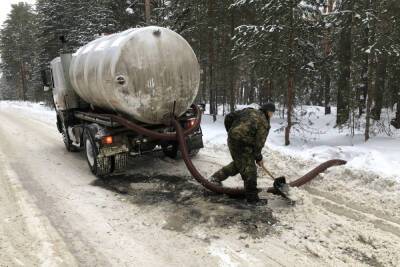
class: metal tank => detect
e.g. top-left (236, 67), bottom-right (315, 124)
top-left (51, 54), bottom-right (80, 110)
top-left (69, 26), bottom-right (200, 124)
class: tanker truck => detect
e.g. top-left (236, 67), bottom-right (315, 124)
top-left (42, 27), bottom-right (204, 177)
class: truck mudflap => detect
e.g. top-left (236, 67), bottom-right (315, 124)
top-left (99, 144), bottom-right (129, 158)
top-left (186, 132), bottom-right (203, 151)
top-left (114, 153), bottom-right (128, 171)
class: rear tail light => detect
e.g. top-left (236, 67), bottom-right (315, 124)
top-left (102, 136), bottom-right (113, 145)
top-left (185, 119), bottom-right (197, 129)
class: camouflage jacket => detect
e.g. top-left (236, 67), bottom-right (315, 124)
top-left (224, 108), bottom-right (270, 161)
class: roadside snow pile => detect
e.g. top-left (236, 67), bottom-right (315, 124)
top-left (1, 100), bottom-right (398, 180)
top-left (0, 101), bottom-right (56, 124)
top-left (269, 106), bottom-right (400, 179)
top-left (202, 105), bottom-right (400, 180)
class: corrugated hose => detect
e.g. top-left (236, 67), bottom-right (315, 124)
top-left (107, 105), bottom-right (347, 197)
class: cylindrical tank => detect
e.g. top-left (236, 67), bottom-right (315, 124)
top-left (69, 26), bottom-right (200, 124)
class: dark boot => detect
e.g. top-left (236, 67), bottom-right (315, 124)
top-left (246, 192), bottom-right (260, 203)
top-left (244, 176), bottom-right (267, 205)
top-left (246, 192), bottom-right (268, 205)
top-left (209, 170), bottom-right (226, 186)
top-left (209, 176), bottom-right (222, 186)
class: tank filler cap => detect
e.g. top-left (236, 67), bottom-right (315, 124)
top-left (153, 29), bottom-right (161, 37)
top-left (116, 75), bottom-right (126, 85)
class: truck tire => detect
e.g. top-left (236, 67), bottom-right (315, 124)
top-left (62, 124), bottom-right (79, 152)
top-left (84, 130), bottom-right (112, 177)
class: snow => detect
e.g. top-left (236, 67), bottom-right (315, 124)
top-left (126, 8), bottom-right (134, 15)
top-left (306, 61), bottom-right (315, 68)
top-left (1, 101), bottom-right (399, 180)
top-left (203, 104), bottom-right (400, 181)
top-left (0, 101), bottom-right (56, 124)
top-left (269, 106), bottom-right (400, 179)
top-left (1, 100), bottom-right (400, 265)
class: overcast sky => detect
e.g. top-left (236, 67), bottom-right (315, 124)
top-left (0, 0), bottom-right (36, 28)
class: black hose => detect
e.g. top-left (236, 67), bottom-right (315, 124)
top-left (106, 107), bottom-right (347, 197)
top-left (172, 119), bottom-right (246, 196)
top-left (173, 119), bottom-right (347, 196)
top-left (108, 104), bottom-right (202, 141)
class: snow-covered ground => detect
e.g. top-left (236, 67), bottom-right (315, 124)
top-left (0, 101), bottom-right (400, 181)
top-left (1, 100), bottom-right (400, 266)
top-left (1, 100), bottom-right (399, 186)
top-left (0, 101), bottom-right (55, 123)
top-left (1, 100), bottom-right (399, 179)
top-left (203, 104), bottom-right (400, 180)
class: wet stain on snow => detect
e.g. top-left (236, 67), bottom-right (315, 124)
top-left (93, 173), bottom-right (277, 238)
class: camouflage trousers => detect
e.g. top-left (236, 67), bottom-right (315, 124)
top-left (213, 137), bottom-right (258, 198)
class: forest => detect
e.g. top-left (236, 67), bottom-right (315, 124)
top-left (0, 0), bottom-right (399, 144)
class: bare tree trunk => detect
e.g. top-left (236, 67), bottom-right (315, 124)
top-left (359, 59), bottom-right (368, 116)
top-left (337, 0), bottom-right (355, 125)
top-left (19, 61), bottom-right (27, 101)
top-left (243, 81), bottom-right (249, 104)
top-left (259, 79), bottom-right (265, 105)
top-left (145, 0), bottom-right (151, 24)
top-left (249, 69), bottom-right (255, 104)
top-left (365, 0), bottom-right (376, 141)
top-left (229, 69), bottom-right (235, 113)
top-left (207, 0), bottom-right (216, 120)
top-left (323, 0), bottom-right (334, 114)
top-left (324, 74), bottom-right (331, 114)
top-left (285, 75), bottom-right (294, 146)
top-left (202, 65), bottom-right (207, 104)
top-left (285, 0), bottom-right (295, 146)
top-left (357, 22), bottom-right (369, 117)
top-left (266, 79), bottom-right (272, 102)
top-left (229, 9), bottom-right (236, 113)
top-left (365, 56), bottom-right (376, 141)
top-left (240, 81), bottom-right (244, 104)
top-left (371, 55), bottom-right (387, 120)
top-left (390, 62), bottom-right (400, 128)
top-left (196, 3), bottom-right (207, 105)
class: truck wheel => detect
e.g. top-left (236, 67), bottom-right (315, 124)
top-left (62, 125), bottom-right (79, 152)
top-left (84, 131), bottom-right (112, 177)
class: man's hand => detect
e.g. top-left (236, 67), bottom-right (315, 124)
top-left (256, 160), bottom-right (263, 167)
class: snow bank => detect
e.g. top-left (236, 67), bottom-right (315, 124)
top-left (1, 100), bottom-right (398, 180)
top-left (202, 105), bottom-right (400, 180)
top-left (0, 101), bottom-right (56, 124)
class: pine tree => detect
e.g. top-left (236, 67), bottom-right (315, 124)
top-left (0, 3), bottom-right (36, 101)
top-left (232, 0), bottom-right (323, 145)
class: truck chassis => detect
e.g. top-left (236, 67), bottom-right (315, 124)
top-left (56, 107), bottom-right (203, 177)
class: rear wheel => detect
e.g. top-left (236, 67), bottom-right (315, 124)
top-left (84, 131), bottom-right (112, 177)
top-left (62, 124), bottom-right (79, 152)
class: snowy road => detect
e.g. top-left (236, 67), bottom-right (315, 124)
top-left (0, 104), bottom-right (399, 266)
